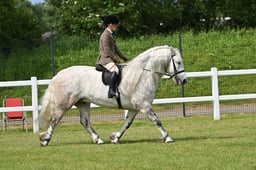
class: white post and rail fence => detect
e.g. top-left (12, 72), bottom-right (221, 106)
top-left (1, 67), bottom-right (256, 133)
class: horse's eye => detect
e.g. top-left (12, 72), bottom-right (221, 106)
top-left (177, 61), bottom-right (181, 65)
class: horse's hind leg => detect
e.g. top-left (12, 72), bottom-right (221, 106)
top-left (110, 110), bottom-right (137, 143)
top-left (142, 106), bottom-right (173, 143)
top-left (40, 108), bottom-right (65, 146)
top-left (76, 102), bottom-right (104, 144)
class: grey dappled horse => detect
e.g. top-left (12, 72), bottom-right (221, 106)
top-left (39, 45), bottom-right (187, 146)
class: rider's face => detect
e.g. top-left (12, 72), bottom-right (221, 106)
top-left (108, 23), bottom-right (118, 31)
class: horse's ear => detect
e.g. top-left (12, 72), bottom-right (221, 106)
top-left (144, 57), bottom-right (153, 70)
top-left (170, 47), bottom-right (175, 56)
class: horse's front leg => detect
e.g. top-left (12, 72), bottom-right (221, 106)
top-left (110, 110), bottom-right (137, 143)
top-left (77, 102), bottom-right (104, 144)
top-left (141, 106), bottom-right (173, 143)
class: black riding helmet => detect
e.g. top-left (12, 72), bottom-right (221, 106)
top-left (103, 14), bottom-right (119, 26)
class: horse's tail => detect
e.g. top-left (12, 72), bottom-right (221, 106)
top-left (39, 85), bottom-right (55, 130)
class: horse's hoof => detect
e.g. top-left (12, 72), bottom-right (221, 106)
top-left (110, 133), bottom-right (119, 144)
top-left (163, 136), bottom-right (174, 143)
top-left (39, 132), bottom-right (51, 146)
top-left (96, 138), bottom-right (104, 144)
top-left (40, 137), bottom-right (50, 146)
top-left (91, 134), bottom-right (104, 144)
top-left (40, 140), bottom-right (49, 147)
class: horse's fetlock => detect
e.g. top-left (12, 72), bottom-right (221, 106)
top-left (110, 132), bottom-right (120, 144)
top-left (40, 132), bottom-right (51, 140)
top-left (39, 132), bottom-right (52, 146)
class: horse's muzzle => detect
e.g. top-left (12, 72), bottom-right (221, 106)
top-left (175, 78), bottom-right (187, 85)
top-left (182, 79), bottom-right (187, 85)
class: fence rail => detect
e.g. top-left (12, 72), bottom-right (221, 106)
top-left (1, 67), bottom-right (256, 133)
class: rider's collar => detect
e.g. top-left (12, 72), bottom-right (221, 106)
top-left (106, 28), bottom-right (113, 34)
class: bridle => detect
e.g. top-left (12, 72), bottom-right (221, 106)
top-left (142, 52), bottom-right (185, 81)
top-left (165, 54), bottom-right (185, 80)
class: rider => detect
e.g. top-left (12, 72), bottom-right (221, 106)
top-left (97, 14), bottom-right (128, 98)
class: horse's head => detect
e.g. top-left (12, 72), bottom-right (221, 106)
top-left (166, 47), bottom-right (187, 85)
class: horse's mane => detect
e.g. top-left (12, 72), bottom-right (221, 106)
top-left (122, 45), bottom-right (172, 93)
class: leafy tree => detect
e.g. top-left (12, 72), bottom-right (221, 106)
top-left (0, 0), bottom-right (16, 55)
top-left (0, 0), bottom-right (43, 56)
top-left (44, 0), bottom-right (183, 37)
top-left (44, 0), bottom-right (126, 38)
top-left (42, 0), bottom-right (256, 38)
top-left (224, 0), bottom-right (256, 28)
top-left (120, 0), bottom-right (181, 35)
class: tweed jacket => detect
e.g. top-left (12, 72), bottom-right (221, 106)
top-left (97, 28), bottom-right (125, 65)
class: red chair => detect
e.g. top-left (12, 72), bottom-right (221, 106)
top-left (2, 98), bottom-right (27, 132)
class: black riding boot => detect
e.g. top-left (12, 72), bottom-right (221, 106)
top-left (108, 72), bottom-right (118, 98)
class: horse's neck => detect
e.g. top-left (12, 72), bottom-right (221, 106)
top-left (120, 65), bottom-right (161, 95)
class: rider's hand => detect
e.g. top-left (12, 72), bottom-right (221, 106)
top-left (115, 58), bottom-right (121, 64)
top-left (123, 57), bottom-right (129, 62)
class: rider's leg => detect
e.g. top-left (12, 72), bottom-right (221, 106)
top-left (108, 71), bottom-right (118, 98)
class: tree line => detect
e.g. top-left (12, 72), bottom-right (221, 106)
top-left (1, 0), bottom-right (256, 55)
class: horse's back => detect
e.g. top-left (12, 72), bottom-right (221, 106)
top-left (52, 66), bottom-right (98, 82)
top-left (56, 65), bottom-right (95, 77)
top-left (49, 65), bottom-right (102, 96)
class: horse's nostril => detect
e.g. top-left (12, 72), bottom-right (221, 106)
top-left (182, 79), bottom-right (187, 84)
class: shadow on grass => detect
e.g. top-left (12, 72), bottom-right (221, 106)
top-left (49, 138), bottom-right (163, 146)
top-left (120, 135), bottom-right (238, 144)
top-left (175, 135), bottom-right (238, 142)
top-left (48, 134), bottom-right (238, 147)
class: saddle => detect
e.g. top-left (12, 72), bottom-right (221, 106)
top-left (96, 64), bottom-right (123, 109)
top-left (96, 64), bottom-right (122, 86)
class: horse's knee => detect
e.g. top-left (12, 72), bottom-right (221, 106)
top-left (125, 122), bottom-right (132, 129)
top-left (147, 114), bottom-right (162, 126)
top-left (155, 119), bottom-right (162, 127)
top-left (80, 118), bottom-right (89, 128)
top-left (80, 119), bottom-right (85, 126)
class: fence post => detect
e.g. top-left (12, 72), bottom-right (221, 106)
top-left (31, 77), bottom-right (39, 133)
top-left (178, 33), bottom-right (186, 117)
top-left (211, 68), bottom-right (220, 120)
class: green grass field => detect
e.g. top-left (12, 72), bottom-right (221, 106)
top-left (0, 113), bottom-right (255, 170)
